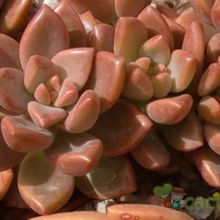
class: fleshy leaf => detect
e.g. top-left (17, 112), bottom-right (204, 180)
top-left (34, 83), bottom-right (51, 105)
top-left (89, 99), bottom-right (153, 157)
top-left (114, 17), bottom-right (147, 62)
top-left (24, 55), bottom-right (65, 94)
top-left (115, 0), bottom-right (146, 17)
top-left (1, 115), bottom-right (55, 153)
top-left (0, 132), bottom-right (25, 171)
top-left (0, 68), bottom-right (32, 113)
top-left (0, 33), bottom-right (21, 69)
top-left (85, 51), bottom-right (126, 112)
top-left (63, 90), bottom-right (100, 133)
top-left (190, 147), bottom-right (220, 187)
top-left (55, 0), bottom-right (87, 47)
top-left (29, 211), bottom-right (109, 220)
top-left (19, 5), bottom-right (69, 69)
top-left (0, 0), bottom-right (32, 34)
top-left (107, 204), bottom-right (193, 220)
top-left (198, 63), bottom-right (220, 96)
top-left (0, 169), bottom-right (13, 200)
top-left (182, 22), bottom-right (205, 71)
top-left (139, 35), bottom-right (171, 65)
top-left (189, 0), bottom-right (213, 24)
top-left (76, 155), bottom-right (136, 200)
top-left (162, 15), bottom-right (185, 49)
top-left (28, 101), bottom-right (67, 128)
top-left (205, 123), bottom-right (220, 155)
top-left (207, 33), bottom-right (220, 63)
top-left (122, 63), bottom-right (153, 101)
top-left (160, 111), bottom-right (204, 152)
top-left (54, 79), bottom-right (79, 107)
top-left (151, 72), bottom-right (172, 98)
top-left (79, 10), bottom-right (97, 33)
top-left (168, 49), bottom-right (196, 93)
top-left (138, 6), bottom-right (174, 49)
top-left (135, 57), bottom-right (151, 72)
top-left (198, 95), bottom-right (220, 125)
top-left (18, 152), bottom-right (75, 215)
top-left (146, 94), bottom-right (193, 125)
top-left (131, 129), bottom-right (170, 170)
top-left (88, 23), bottom-right (114, 52)
top-left (46, 132), bottom-right (103, 176)
top-left (211, 0), bottom-right (220, 30)
top-left (52, 48), bottom-right (94, 90)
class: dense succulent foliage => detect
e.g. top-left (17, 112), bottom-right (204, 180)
top-left (1, 0), bottom-right (220, 219)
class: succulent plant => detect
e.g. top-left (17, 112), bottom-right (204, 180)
top-left (1, 0), bottom-right (220, 219)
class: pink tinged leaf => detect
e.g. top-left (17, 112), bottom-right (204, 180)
top-left (54, 79), bottom-right (78, 107)
top-left (0, 133), bottom-right (25, 171)
top-left (55, 0), bottom-right (87, 48)
top-left (177, 8), bottom-right (219, 42)
top-left (139, 35), bottom-right (171, 66)
top-left (182, 22), bottom-right (205, 69)
top-left (182, 22), bottom-right (206, 94)
top-left (88, 23), bottom-right (114, 52)
top-left (122, 63), bottom-right (154, 101)
top-left (138, 6), bottom-right (174, 50)
top-left (63, 90), bottom-right (100, 133)
top-left (0, 48), bottom-right (21, 70)
top-left (115, 0), bottom-right (146, 17)
top-left (146, 94), bottom-right (193, 125)
top-left (52, 48), bottom-right (94, 90)
top-left (160, 111), bottom-right (204, 152)
top-left (151, 72), bottom-right (172, 98)
top-left (198, 95), bottom-right (220, 125)
top-left (207, 33), bottom-right (220, 63)
top-left (46, 75), bottom-right (61, 92)
top-left (175, 8), bottom-right (199, 29)
top-left (19, 5), bottom-right (69, 69)
top-left (4, 167), bottom-right (30, 209)
top-left (24, 55), bottom-right (65, 94)
top-left (0, 169), bottom-right (13, 200)
top-left (69, 0), bottom-right (117, 24)
top-left (189, 0), bottom-right (213, 24)
top-left (162, 15), bottom-right (186, 49)
top-left (107, 204), bottom-right (194, 220)
top-left (0, 0), bottom-right (32, 34)
top-left (89, 100), bottom-right (153, 157)
top-left (46, 132), bottom-right (103, 176)
top-left (50, 91), bottom-right (58, 102)
top-left (131, 129), bottom-right (170, 171)
top-left (85, 0), bottom-right (116, 23)
top-left (18, 152), bottom-right (75, 215)
top-left (29, 211), bottom-right (109, 220)
top-left (205, 123), bottom-right (220, 155)
top-left (114, 17), bottom-right (147, 62)
top-left (134, 57), bottom-right (151, 72)
top-left (34, 83), bottom-right (51, 105)
top-left (79, 11), bottom-right (97, 33)
top-left (76, 155), bottom-right (136, 200)
top-left (67, 0), bottom-right (88, 14)
top-left (190, 147), bottom-right (220, 188)
top-left (211, 0), bottom-right (220, 30)
top-left (1, 115), bottom-right (55, 153)
top-left (158, 154), bottom-right (180, 175)
top-left (28, 101), bottom-right (67, 128)
top-left (198, 63), bottom-right (220, 96)
top-left (0, 68), bottom-right (32, 113)
top-left (168, 49), bottom-right (197, 93)
top-left (85, 51), bottom-right (126, 113)
top-left (0, 33), bottom-right (21, 69)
